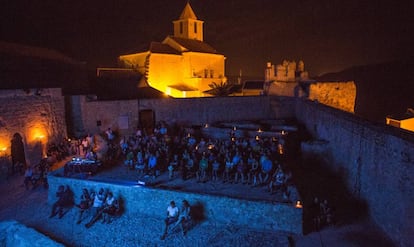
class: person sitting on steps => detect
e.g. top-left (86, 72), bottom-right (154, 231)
top-left (85, 188), bottom-right (106, 228)
top-left (76, 188), bottom-right (92, 224)
top-left (160, 200), bottom-right (179, 240)
top-left (101, 192), bottom-right (119, 224)
top-left (175, 200), bottom-right (191, 236)
top-left (50, 185), bottom-right (73, 219)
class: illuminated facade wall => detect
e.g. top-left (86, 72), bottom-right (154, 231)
top-left (118, 2), bottom-right (226, 98)
top-left (0, 88), bottom-right (66, 165)
top-left (308, 81), bottom-right (356, 113)
top-left (386, 117), bottom-right (414, 133)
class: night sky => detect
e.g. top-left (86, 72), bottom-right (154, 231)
top-left (1, 0), bottom-right (413, 77)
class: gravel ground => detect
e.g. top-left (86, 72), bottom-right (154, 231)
top-left (0, 173), bottom-right (293, 247)
top-left (0, 160), bottom-right (395, 247)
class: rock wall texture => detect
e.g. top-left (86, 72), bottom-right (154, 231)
top-left (0, 88), bottom-right (66, 168)
top-left (295, 99), bottom-right (414, 247)
top-left (47, 174), bottom-right (303, 234)
top-left (0, 220), bottom-right (64, 246)
top-left (308, 81), bottom-right (356, 113)
top-left (267, 82), bottom-right (299, 97)
top-left (267, 81), bottom-right (356, 113)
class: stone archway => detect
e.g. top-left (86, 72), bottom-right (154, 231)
top-left (11, 133), bottom-right (26, 174)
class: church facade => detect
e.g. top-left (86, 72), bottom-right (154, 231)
top-left (119, 3), bottom-right (226, 98)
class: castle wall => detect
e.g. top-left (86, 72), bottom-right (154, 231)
top-left (308, 81), bottom-right (356, 113)
top-left (267, 81), bottom-right (356, 113)
top-left (295, 99), bottom-right (414, 247)
top-left (74, 97), bottom-right (140, 137)
top-left (0, 89), bottom-right (66, 172)
top-left (74, 96), bottom-right (296, 137)
top-left (47, 174), bottom-right (303, 234)
top-left (267, 82), bottom-right (299, 97)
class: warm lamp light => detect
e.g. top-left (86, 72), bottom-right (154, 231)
top-left (278, 144), bottom-right (284, 155)
top-left (36, 135), bottom-right (45, 140)
top-left (29, 126), bottom-right (47, 143)
top-left (0, 145), bottom-right (7, 157)
top-left (295, 201), bottom-right (303, 208)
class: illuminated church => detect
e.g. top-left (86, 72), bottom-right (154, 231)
top-left (119, 2), bottom-right (227, 98)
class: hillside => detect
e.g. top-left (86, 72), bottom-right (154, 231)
top-left (315, 58), bottom-right (414, 123)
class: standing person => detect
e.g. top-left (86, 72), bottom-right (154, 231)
top-left (160, 201), bottom-right (179, 240)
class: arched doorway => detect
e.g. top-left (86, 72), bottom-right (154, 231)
top-left (11, 133), bottom-right (26, 174)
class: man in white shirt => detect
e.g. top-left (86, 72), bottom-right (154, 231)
top-left (161, 201), bottom-right (179, 239)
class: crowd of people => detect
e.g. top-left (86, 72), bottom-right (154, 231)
top-left (117, 122), bottom-right (292, 200)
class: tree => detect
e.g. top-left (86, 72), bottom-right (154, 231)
top-left (206, 81), bottom-right (235, 97)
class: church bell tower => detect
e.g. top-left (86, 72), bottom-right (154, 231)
top-left (173, 2), bottom-right (204, 41)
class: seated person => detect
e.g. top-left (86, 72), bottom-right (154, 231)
top-left (50, 185), bottom-right (73, 219)
top-left (76, 188), bottom-right (93, 224)
top-left (102, 192), bottom-right (119, 223)
top-left (196, 153), bottom-right (208, 182)
top-left (259, 155), bottom-right (273, 185)
top-left (135, 150), bottom-right (145, 174)
top-left (160, 201), bottom-right (179, 240)
top-left (147, 153), bottom-right (157, 179)
top-left (124, 150), bottom-right (135, 170)
top-left (185, 155), bottom-right (195, 174)
top-left (175, 200), bottom-right (191, 235)
top-left (234, 159), bottom-right (247, 184)
top-left (268, 166), bottom-right (289, 200)
top-left (168, 154), bottom-right (179, 180)
top-left (247, 154), bottom-right (259, 186)
top-left (211, 158), bottom-right (221, 181)
top-left (222, 157), bottom-right (234, 183)
top-left (85, 188), bottom-right (106, 228)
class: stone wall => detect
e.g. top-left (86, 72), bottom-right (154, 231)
top-left (308, 81), bottom-right (356, 113)
top-left (267, 82), bottom-right (300, 97)
top-left (47, 173), bottom-right (303, 235)
top-left (267, 81), bottom-right (356, 113)
top-left (0, 88), bottom-right (66, 171)
top-left (295, 99), bottom-right (414, 247)
top-left (71, 96), bottom-right (296, 137)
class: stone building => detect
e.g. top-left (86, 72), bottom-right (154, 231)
top-left (265, 60), bottom-right (356, 113)
top-left (0, 41), bottom-right (86, 165)
top-left (118, 2), bottom-right (227, 98)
